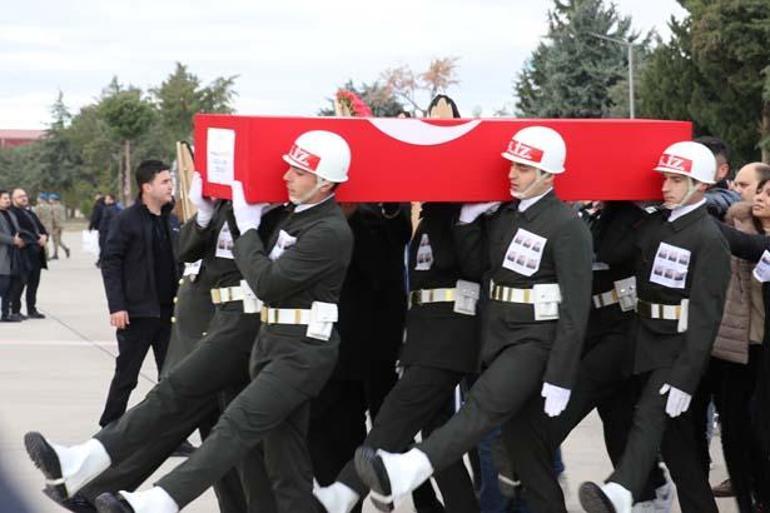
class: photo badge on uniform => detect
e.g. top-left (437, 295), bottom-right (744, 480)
top-left (649, 242), bottom-right (690, 289)
top-left (269, 229), bottom-right (298, 261)
top-left (753, 250), bottom-right (770, 283)
top-left (502, 228), bottom-right (546, 277)
top-left (215, 223), bottom-right (235, 259)
top-left (415, 233), bottom-right (434, 271)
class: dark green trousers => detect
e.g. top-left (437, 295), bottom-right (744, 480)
top-left (503, 330), bottom-right (664, 513)
top-left (418, 340), bottom-right (550, 471)
top-left (335, 365), bottom-right (479, 513)
top-left (609, 368), bottom-right (718, 513)
top-left (93, 303), bottom-right (277, 513)
top-left (113, 322), bottom-right (339, 513)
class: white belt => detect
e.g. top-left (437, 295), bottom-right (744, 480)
top-left (638, 300), bottom-right (682, 320)
top-left (410, 288), bottom-right (456, 305)
top-left (210, 286), bottom-right (246, 304)
top-left (489, 280), bottom-right (534, 304)
top-left (260, 307), bottom-right (311, 325)
top-left (592, 289), bottom-right (619, 309)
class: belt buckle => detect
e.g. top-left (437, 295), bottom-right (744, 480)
top-left (211, 288), bottom-right (222, 304)
top-left (260, 308), bottom-right (268, 323)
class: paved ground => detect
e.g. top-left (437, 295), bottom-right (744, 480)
top-left (0, 229), bottom-right (738, 512)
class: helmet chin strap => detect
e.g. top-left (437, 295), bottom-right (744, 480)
top-left (667, 177), bottom-right (698, 209)
top-left (512, 169), bottom-right (549, 200)
top-left (290, 177), bottom-right (328, 206)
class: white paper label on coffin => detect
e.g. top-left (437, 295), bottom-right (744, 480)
top-left (367, 119), bottom-right (482, 146)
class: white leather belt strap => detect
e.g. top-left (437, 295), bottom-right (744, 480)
top-left (410, 288), bottom-right (456, 305)
top-left (638, 300), bottom-right (682, 320)
top-left (260, 307), bottom-right (311, 325)
top-left (489, 280), bottom-right (534, 304)
top-left (210, 286), bottom-right (246, 304)
top-left (592, 289), bottom-right (619, 309)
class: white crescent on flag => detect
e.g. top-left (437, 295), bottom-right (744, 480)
top-left (367, 118), bottom-right (482, 146)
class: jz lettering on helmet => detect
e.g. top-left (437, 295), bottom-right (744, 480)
top-left (508, 140), bottom-right (544, 163)
top-left (288, 144), bottom-right (321, 171)
top-left (658, 153), bottom-right (693, 173)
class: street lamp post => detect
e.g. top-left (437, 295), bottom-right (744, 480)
top-left (588, 32), bottom-right (636, 119)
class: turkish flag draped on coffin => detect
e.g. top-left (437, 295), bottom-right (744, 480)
top-left (194, 114), bottom-right (692, 202)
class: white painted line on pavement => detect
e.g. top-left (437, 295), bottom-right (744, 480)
top-left (0, 340), bottom-right (116, 347)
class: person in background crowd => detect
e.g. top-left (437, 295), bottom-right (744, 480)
top-left (90, 194), bottom-right (105, 231)
top-left (98, 194), bottom-right (121, 268)
top-left (697, 136), bottom-right (740, 220)
top-left (9, 187), bottom-right (48, 320)
top-left (708, 161), bottom-right (770, 502)
top-left (0, 189), bottom-right (24, 323)
top-left (708, 174), bottom-right (770, 512)
top-left (49, 193), bottom-right (71, 259)
top-left (34, 192), bottom-right (53, 257)
top-left (90, 193), bottom-right (106, 267)
top-left (98, 161), bottom-right (180, 427)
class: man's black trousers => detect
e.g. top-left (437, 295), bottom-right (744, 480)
top-left (99, 316), bottom-right (170, 426)
top-left (10, 265), bottom-right (40, 314)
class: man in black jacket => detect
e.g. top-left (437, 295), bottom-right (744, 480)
top-left (98, 160), bottom-right (180, 427)
top-left (10, 187), bottom-right (48, 319)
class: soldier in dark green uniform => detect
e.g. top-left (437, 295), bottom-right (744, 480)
top-left (314, 202), bottom-right (483, 513)
top-left (578, 141), bottom-right (730, 513)
top-left (500, 202), bottom-right (670, 513)
top-left (24, 130), bottom-right (354, 513)
top-left (354, 125), bottom-right (593, 512)
top-left (30, 173), bottom-right (281, 513)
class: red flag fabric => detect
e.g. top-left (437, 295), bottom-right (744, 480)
top-left (194, 114), bottom-right (692, 202)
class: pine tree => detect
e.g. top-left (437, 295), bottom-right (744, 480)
top-left (514, 0), bottom-right (648, 118)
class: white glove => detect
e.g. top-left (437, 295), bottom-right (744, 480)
top-left (231, 181), bottom-right (267, 234)
top-left (541, 382), bottom-right (571, 417)
top-left (189, 172), bottom-right (215, 228)
top-left (459, 202), bottom-right (501, 224)
top-left (659, 384), bottom-right (691, 418)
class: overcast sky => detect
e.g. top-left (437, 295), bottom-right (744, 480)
top-left (0, 0), bottom-right (688, 129)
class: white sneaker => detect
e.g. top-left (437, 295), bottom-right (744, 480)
top-left (314, 482), bottom-right (360, 513)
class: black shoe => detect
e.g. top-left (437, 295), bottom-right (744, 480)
top-left (1, 315), bottom-right (21, 322)
top-left (171, 440), bottom-right (196, 458)
top-left (94, 493), bottom-right (134, 513)
top-left (50, 255), bottom-right (59, 260)
top-left (65, 247), bottom-right (71, 258)
top-left (354, 446), bottom-right (394, 512)
top-left (24, 431), bottom-right (68, 502)
top-left (14, 313), bottom-right (27, 320)
top-left (579, 482), bottom-right (616, 513)
top-left (27, 310), bottom-right (46, 319)
top-left (43, 488), bottom-right (97, 513)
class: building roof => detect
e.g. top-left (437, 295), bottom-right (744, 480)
top-left (0, 129), bottom-right (46, 140)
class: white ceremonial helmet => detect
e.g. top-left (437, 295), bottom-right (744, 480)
top-left (282, 130), bottom-right (351, 183)
top-left (501, 126), bottom-right (567, 174)
top-left (653, 141), bottom-right (717, 185)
